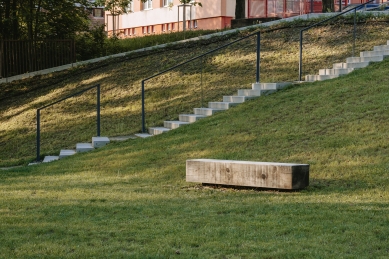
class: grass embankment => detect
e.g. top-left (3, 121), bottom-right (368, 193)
top-left (1, 55), bottom-right (389, 257)
top-left (1, 20), bottom-right (389, 167)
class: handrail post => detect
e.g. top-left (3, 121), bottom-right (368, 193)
top-left (142, 80), bottom-right (146, 133)
top-left (201, 56), bottom-right (204, 107)
top-left (36, 109), bottom-right (41, 162)
top-left (299, 30), bottom-right (303, 82)
top-left (256, 31), bottom-right (260, 83)
top-left (97, 84), bottom-right (101, 137)
top-left (353, 8), bottom-right (356, 57)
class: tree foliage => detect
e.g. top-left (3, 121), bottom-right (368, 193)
top-left (0, 0), bottom-right (93, 40)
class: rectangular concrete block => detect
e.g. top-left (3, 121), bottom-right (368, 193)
top-left (92, 136), bottom-right (110, 148)
top-left (179, 114), bottom-right (206, 122)
top-left (43, 156), bottom-right (59, 163)
top-left (186, 159), bottom-right (309, 190)
top-left (76, 143), bottom-right (94, 153)
top-left (59, 149), bottom-right (76, 159)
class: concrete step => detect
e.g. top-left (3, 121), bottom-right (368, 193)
top-left (179, 114), bottom-right (207, 122)
top-left (251, 82), bottom-right (292, 90)
top-left (237, 89), bottom-right (263, 96)
top-left (149, 127), bottom-right (170, 135)
top-left (373, 45), bottom-right (389, 51)
top-left (387, 40), bottom-right (389, 45)
top-left (194, 108), bottom-right (224, 116)
top-left (305, 74), bottom-right (339, 82)
top-left (333, 62), bottom-right (369, 69)
top-left (346, 56), bottom-right (384, 63)
top-left (135, 133), bottom-right (153, 138)
top-left (208, 102), bottom-right (239, 109)
top-left (76, 143), bottom-right (94, 153)
top-left (59, 149), bottom-right (76, 159)
top-left (43, 156), bottom-right (59, 163)
top-left (222, 96), bottom-right (257, 103)
top-left (360, 50), bottom-right (389, 57)
top-left (164, 121), bottom-right (190, 129)
top-left (92, 136), bottom-right (110, 148)
top-left (319, 68), bottom-right (354, 75)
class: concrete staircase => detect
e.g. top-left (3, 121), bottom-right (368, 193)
top-left (305, 40), bottom-right (389, 82)
top-left (40, 137), bottom-right (110, 163)
top-left (135, 82), bottom-right (292, 138)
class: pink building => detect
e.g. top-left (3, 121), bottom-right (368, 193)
top-left (104, 0), bottom-right (381, 37)
top-left (105, 0), bottom-right (236, 37)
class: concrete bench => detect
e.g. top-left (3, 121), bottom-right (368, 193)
top-left (186, 159), bottom-right (309, 190)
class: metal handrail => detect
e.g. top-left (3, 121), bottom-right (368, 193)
top-left (298, 0), bottom-right (375, 81)
top-left (35, 84), bottom-right (101, 162)
top-left (141, 30), bottom-right (261, 133)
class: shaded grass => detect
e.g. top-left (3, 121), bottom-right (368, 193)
top-left (1, 58), bottom-right (389, 257)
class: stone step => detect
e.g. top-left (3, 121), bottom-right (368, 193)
top-left (305, 74), bottom-right (339, 82)
top-left (346, 56), bottom-right (384, 63)
top-left (373, 45), bottom-right (389, 51)
top-left (149, 127), bottom-right (170, 135)
top-left (237, 89), bottom-right (263, 96)
top-left (387, 40), bottom-right (389, 45)
top-left (179, 114), bottom-right (207, 122)
top-left (251, 82), bottom-right (292, 90)
top-left (194, 108), bottom-right (224, 116)
top-left (76, 143), bottom-right (94, 153)
top-left (43, 156), bottom-right (59, 163)
top-left (208, 102), bottom-right (239, 109)
top-left (135, 133), bottom-right (153, 138)
top-left (164, 121), bottom-right (190, 129)
top-left (92, 136), bottom-right (110, 148)
top-left (59, 149), bottom-right (76, 159)
top-left (333, 62), bottom-right (369, 69)
top-left (319, 68), bottom-right (354, 75)
top-left (222, 96), bottom-right (257, 103)
top-left (360, 50), bottom-right (389, 57)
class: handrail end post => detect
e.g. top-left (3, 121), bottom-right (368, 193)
top-left (141, 80), bottom-right (146, 133)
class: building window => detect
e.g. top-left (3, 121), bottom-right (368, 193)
top-left (163, 0), bottom-right (173, 6)
top-left (167, 23), bottom-right (171, 31)
top-left (147, 26), bottom-right (151, 34)
top-left (193, 20), bottom-right (197, 28)
top-left (93, 8), bottom-right (104, 17)
top-left (132, 28), bottom-right (136, 35)
top-left (126, 2), bottom-right (133, 12)
top-left (143, 26), bottom-right (147, 34)
top-left (171, 23), bottom-right (175, 31)
top-left (143, 0), bottom-right (153, 10)
top-left (152, 25), bottom-right (155, 33)
top-left (162, 24), bottom-right (165, 32)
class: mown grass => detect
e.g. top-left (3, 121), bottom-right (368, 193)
top-left (1, 55), bottom-right (389, 257)
top-left (2, 19), bottom-right (389, 167)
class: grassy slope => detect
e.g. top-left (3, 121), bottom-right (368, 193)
top-left (1, 58), bottom-right (389, 258)
top-left (1, 22), bottom-right (389, 166)
top-left (1, 20), bottom-right (389, 256)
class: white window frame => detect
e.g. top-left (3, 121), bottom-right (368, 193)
top-left (143, 0), bottom-right (153, 10)
top-left (126, 2), bottom-right (133, 13)
top-left (163, 0), bottom-right (173, 7)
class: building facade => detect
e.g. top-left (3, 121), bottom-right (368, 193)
top-left (106, 0), bottom-right (236, 37)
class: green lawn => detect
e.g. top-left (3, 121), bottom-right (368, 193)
top-left (1, 18), bottom-right (389, 258)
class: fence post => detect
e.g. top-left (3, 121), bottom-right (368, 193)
top-left (299, 30), bottom-right (303, 82)
top-left (256, 31), bottom-right (260, 83)
top-left (97, 84), bottom-right (101, 137)
top-left (142, 80), bottom-right (146, 133)
top-left (0, 40), bottom-right (3, 78)
top-left (201, 56), bottom-right (204, 107)
top-left (353, 8), bottom-right (356, 57)
top-left (36, 109), bottom-right (41, 162)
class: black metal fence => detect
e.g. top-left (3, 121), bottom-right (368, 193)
top-left (0, 39), bottom-right (75, 79)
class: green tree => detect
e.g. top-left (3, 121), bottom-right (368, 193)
top-left (0, 0), bottom-right (93, 40)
